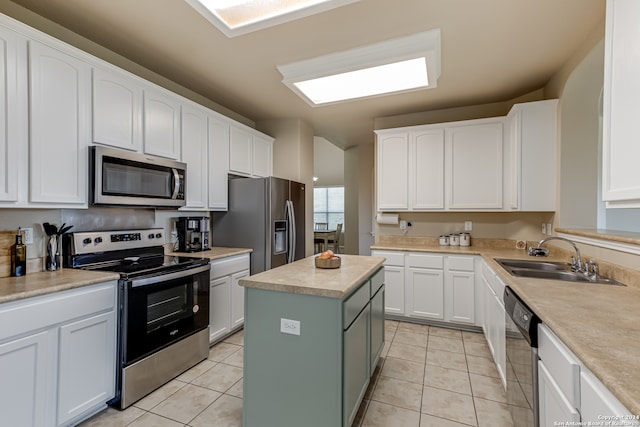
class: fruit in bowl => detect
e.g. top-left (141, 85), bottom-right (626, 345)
top-left (315, 250), bottom-right (341, 268)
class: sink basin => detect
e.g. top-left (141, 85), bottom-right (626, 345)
top-left (494, 258), bottom-right (626, 286)
top-left (495, 259), bottom-right (570, 271)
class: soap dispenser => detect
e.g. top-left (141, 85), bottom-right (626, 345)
top-left (11, 227), bottom-right (27, 277)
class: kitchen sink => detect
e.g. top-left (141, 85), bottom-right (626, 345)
top-left (495, 258), bottom-right (626, 286)
top-left (495, 258), bottom-right (570, 271)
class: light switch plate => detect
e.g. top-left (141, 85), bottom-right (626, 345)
top-left (280, 318), bottom-right (300, 336)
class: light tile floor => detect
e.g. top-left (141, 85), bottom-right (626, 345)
top-left (80, 321), bottom-right (514, 427)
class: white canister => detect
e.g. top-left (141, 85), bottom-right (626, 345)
top-left (439, 235), bottom-right (449, 245)
top-left (459, 233), bottom-right (471, 247)
top-left (449, 233), bottom-right (460, 246)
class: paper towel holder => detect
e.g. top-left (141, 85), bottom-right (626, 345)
top-left (376, 213), bottom-right (399, 225)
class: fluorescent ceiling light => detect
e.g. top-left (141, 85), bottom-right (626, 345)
top-left (277, 30), bottom-right (441, 106)
top-left (185, 0), bottom-right (359, 37)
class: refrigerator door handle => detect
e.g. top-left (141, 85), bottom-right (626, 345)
top-left (286, 200), bottom-right (296, 263)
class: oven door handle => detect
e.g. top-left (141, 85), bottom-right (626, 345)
top-left (130, 264), bottom-right (210, 288)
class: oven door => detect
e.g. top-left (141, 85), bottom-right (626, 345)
top-left (122, 264), bottom-right (209, 365)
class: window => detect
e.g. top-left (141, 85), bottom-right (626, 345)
top-left (313, 187), bottom-right (344, 230)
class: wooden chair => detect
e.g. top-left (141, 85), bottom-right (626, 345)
top-left (313, 222), bottom-right (328, 253)
top-left (327, 223), bottom-right (342, 253)
top-left (315, 222), bottom-right (328, 230)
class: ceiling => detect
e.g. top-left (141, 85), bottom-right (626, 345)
top-left (6, 0), bottom-right (605, 149)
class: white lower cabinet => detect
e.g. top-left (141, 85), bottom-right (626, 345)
top-left (209, 253), bottom-right (250, 344)
top-left (371, 251), bottom-right (405, 315)
top-left (581, 368), bottom-right (639, 425)
top-left (444, 256), bottom-right (475, 324)
top-left (0, 281), bottom-right (117, 427)
top-left (405, 253), bottom-right (444, 320)
top-left (538, 360), bottom-right (580, 425)
top-left (481, 261), bottom-right (506, 387)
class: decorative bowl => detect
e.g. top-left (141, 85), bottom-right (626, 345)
top-left (315, 256), bottom-right (341, 269)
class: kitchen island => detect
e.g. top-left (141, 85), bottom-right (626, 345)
top-left (239, 254), bottom-right (385, 427)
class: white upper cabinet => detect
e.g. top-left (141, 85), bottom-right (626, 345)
top-left (602, 0), bottom-right (640, 207)
top-left (411, 129), bottom-right (445, 210)
top-left (252, 133), bottom-right (273, 178)
top-left (376, 117), bottom-right (503, 211)
top-left (229, 125), bottom-right (253, 176)
top-left (376, 132), bottom-right (409, 210)
top-left (0, 25), bottom-right (20, 203)
top-left (229, 124), bottom-right (273, 178)
top-left (29, 40), bottom-right (90, 206)
top-left (143, 87), bottom-right (181, 160)
top-left (506, 100), bottom-right (557, 211)
top-left (208, 113), bottom-right (230, 211)
top-left (92, 67), bottom-right (142, 152)
top-left (447, 120), bottom-right (503, 210)
top-left (181, 102), bottom-right (209, 210)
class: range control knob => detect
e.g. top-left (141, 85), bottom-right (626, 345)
top-left (148, 233), bottom-right (155, 239)
top-left (95, 237), bottom-right (103, 244)
top-left (83, 238), bottom-right (92, 245)
top-left (155, 233), bottom-right (162, 239)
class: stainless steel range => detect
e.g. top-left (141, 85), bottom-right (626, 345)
top-left (64, 228), bottom-right (210, 409)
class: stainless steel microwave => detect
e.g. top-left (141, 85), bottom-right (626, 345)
top-left (90, 146), bottom-right (186, 208)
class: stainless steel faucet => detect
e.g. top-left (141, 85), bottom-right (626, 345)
top-left (529, 236), bottom-right (583, 271)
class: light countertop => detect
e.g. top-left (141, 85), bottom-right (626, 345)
top-left (167, 246), bottom-right (252, 260)
top-left (372, 240), bottom-right (640, 417)
top-left (239, 254), bottom-right (385, 299)
top-left (0, 269), bottom-right (120, 304)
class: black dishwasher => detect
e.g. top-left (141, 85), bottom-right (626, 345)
top-left (504, 286), bottom-right (541, 427)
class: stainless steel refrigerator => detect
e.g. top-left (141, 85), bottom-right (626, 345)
top-left (212, 176), bottom-right (306, 274)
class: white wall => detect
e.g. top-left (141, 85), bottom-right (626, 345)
top-left (313, 137), bottom-right (343, 187)
top-left (344, 144), bottom-right (375, 255)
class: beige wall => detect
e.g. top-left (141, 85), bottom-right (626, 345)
top-left (313, 137), bottom-right (344, 187)
top-left (344, 144), bottom-right (375, 255)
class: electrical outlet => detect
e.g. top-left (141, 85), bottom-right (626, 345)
top-left (280, 318), bottom-right (300, 336)
top-left (399, 220), bottom-right (407, 230)
top-left (464, 221), bottom-right (472, 231)
top-left (23, 228), bottom-right (34, 244)
top-left (547, 223), bottom-right (552, 235)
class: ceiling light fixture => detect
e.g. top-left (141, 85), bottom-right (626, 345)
top-left (277, 30), bottom-right (441, 106)
top-left (185, 0), bottom-right (359, 37)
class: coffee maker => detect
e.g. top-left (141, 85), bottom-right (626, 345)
top-left (176, 217), bottom-right (210, 252)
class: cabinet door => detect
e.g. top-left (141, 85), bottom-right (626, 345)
top-left (370, 286), bottom-right (385, 373)
top-left (0, 26), bottom-right (20, 202)
top-left (482, 279), bottom-right (494, 354)
top-left (445, 270), bottom-right (475, 324)
top-left (231, 269), bottom-right (249, 329)
top-left (406, 267), bottom-right (444, 320)
top-left (493, 293), bottom-right (506, 387)
top-left (580, 369), bottom-right (639, 425)
top-left (252, 134), bottom-right (272, 177)
top-left (538, 360), bottom-right (580, 425)
top-left (181, 103), bottom-right (208, 209)
top-left (410, 129), bottom-right (445, 209)
top-left (92, 68), bottom-right (142, 151)
top-left (343, 304), bottom-right (370, 427)
top-left (382, 265), bottom-right (404, 315)
top-left (208, 114), bottom-right (230, 210)
top-left (447, 121), bottom-right (503, 209)
top-left (376, 132), bottom-right (409, 210)
top-left (209, 275), bottom-right (231, 344)
top-left (0, 331), bottom-right (50, 427)
top-left (229, 125), bottom-right (252, 176)
top-left (603, 0), bottom-right (640, 206)
top-left (143, 87), bottom-right (181, 159)
top-left (29, 40), bottom-right (90, 206)
top-left (57, 311), bottom-right (116, 426)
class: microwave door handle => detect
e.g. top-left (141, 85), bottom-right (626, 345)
top-left (171, 168), bottom-right (180, 199)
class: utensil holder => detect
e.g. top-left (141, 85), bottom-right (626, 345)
top-left (45, 235), bottom-right (62, 271)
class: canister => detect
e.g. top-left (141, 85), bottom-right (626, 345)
top-left (439, 235), bottom-right (449, 245)
top-left (449, 233), bottom-right (460, 246)
top-left (459, 232), bottom-right (471, 247)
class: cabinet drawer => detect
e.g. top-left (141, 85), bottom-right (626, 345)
top-left (447, 256), bottom-right (474, 271)
top-left (481, 261), bottom-right (495, 281)
top-left (210, 254), bottom-right (250, 279)
top-left (0, 281), bottom-right (116, 342)
top-left (371, 251), bottom-right (404, 266)
top-left (406, 253), bottom-right (443, 269)
top-left (344, 283), bottom-right (370, 329)
top-left (538, 324), bottom-right (580, 408)
top-left (370, 268), bottom-right (384, 295)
